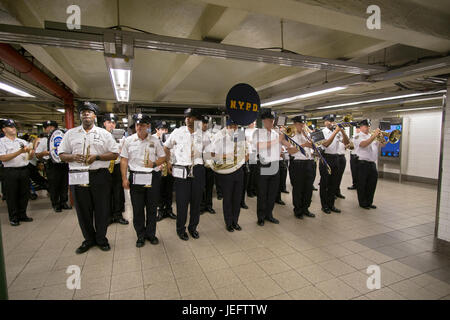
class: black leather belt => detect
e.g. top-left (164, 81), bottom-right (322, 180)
top-left (324, 154), bottom-right (339, 158)
top-left (292, 159), bottom-right (314, 162)
top-left (4, 166), bottom-right (27, 170)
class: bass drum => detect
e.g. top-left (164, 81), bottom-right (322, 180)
top-left (48, 129), bottom-right (65, 163)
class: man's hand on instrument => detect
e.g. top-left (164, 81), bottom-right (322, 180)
top-left (73, 154), bottom-right (85, 163)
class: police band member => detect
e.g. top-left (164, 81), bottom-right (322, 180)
top-left (319, 114), bottom-right (349, 214)
top-left (288, 115), bottom-right (316, 219)
top-left (59, 102), bottom-right (119, 254)
top-left (335, 127), bottom-right (347, 199)
top-left (348, 125), bottom-right (360, 190)
top-left (35, 120), bottom-right (71, 212)
top-left (200, 115), bottom-right (216, 214)
top-left (210, 118), bottom-right (248, 232)
top-left (254, 110), bottom-right (294, 226)
top-left (153, 121), bottom-right (176, 220)
top-left (121, 114), bottom-right (166, 247)
top-left (354, 119), bottom-right (386, 210)
top-left (164, 108), bottom-right (206, 241)
top-left (245, 121), bottom-right (258, 198)
top-left (275, 145), bottom-right (288, 205)
top-left (0, 119), bottom-right (34, 226)
top-left (103, 114), bottom-right (128, 225)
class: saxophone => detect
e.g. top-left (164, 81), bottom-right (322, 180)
top-left (212, 131), bottom-right (240, 171)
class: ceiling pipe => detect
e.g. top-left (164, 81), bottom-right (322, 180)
top-left (0, 43), bottom-right (75, 128)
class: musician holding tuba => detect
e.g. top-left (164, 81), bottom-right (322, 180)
top-left (288, 115), bottom-right (316, 219)
top-left (210, 118), bottom-right (249, 232)
top-left (120, 114), bottom-right (166, 247)
top-left (153, 121), bottom-right (177, 221)
top-left (58, 102), bottom-right (119, 254)
top-left (354, 119), bottom-right (387, 210)
top-left (319, 114), bottom-right (349, 214)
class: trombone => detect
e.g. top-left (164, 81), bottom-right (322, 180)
top-left (277, 125), bottom-right (306, 156)
top-left (299, 126), bottom-right (332, 175)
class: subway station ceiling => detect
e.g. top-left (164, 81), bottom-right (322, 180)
top-left (0, 0), bottom-right (449, 128)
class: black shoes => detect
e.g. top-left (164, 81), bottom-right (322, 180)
top-left (10, 219), bottom-right (20, 226)
top-left (61, 203), bottom-right (72, 210)
top-left (226, 225), bottom-right (234, 232)
top-left (19, 216), bottom-right (33, 222)
top-left (53, 205), bottom-right (62, 213)
top-left (312, 186), bottom-right (318, 191)
top-left (136, 238), bottom-right (145, 248)
top-left (295, 213), bottom-right (304, 219)
top-left (76, 241), bottom-right (95, 254)
top-left (217, 195), bottom-right (223, 200)
top-left (168, 211), bottom-right (177, 219)
top-left (178, 232), bottom-right (189, 241)
top-left (322, 207), bottom-right (331, 214)
top-left (189, 230), bottom-right (200, 239)
top-left (360, 205), bottom-right (371, 210)
top-left (206, 207), bottom-right (216, 214)
top-left (240, 203), bottom-right (248, 209)
top-left (265, 217), bottom-right (279, 224)
top-left (330, 207), bottom-right (341, 213)
top-left (275, 200), bottom-right (285, 205)
top-left (158, 209), bottom-right (177, 221)
top-left (281, 190), bottom-right (289, 194)
top-left (117, 218), bottom-right (129, 225)
top-left (303, 210), bottom-right (316, 218)
top-left (146, 236), bottom-right (159, 245)
top-left (336, 194), bottom-right (346, 199)
top-left (233, 223), bottom-right (242, 231)
top-left (369, 205), bottom-right (377, 209)
top-left (347, 185), bottom-right (357, 190)
top-left (247, 193), bottom-right (256, 198)
top-left (257, 220), bottom-right (265, 226)
top-left (98, 243), bottom-right (111, 251)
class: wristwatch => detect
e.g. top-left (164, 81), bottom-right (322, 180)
top-left (96, 155), bottom-right (100, 161)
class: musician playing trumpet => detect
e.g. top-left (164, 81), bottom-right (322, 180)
top-left (210, 118), bottom-right (250, 232)
top-left (288, 115), bottom-right (316, 219)
top-left (354, 119), bottom-right (387, 210)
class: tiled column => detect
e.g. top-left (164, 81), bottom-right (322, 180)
top-left (437, 80), bottom-right (450, 242)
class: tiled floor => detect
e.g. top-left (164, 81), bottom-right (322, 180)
top-left (2, 170), bottom-right (450, 300)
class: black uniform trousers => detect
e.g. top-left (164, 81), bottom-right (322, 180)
top-left (216, 167), bottom-right (244, 227)
top-left (201, 167), bottom-right (214, 210)
top-left (256, 162), bottom-right (280, 221)
top-left (276, 159), bottom-right (288, 202)
top-left (71, 169), bottom-right (111, 246)
top-left (111, 163), bottom-right (125, 220)
top-left (241, 163), bottom-right (249, 205)
top-left (129, 171), bottom-right (160, 239)
top-left (4, 166), bottom-right (30, 222)
top-left (357, 160), bottom-right (378, 207)
top-left (350, 154), bottom-right (359, 187)
top-left (319, 154), bottom-right (340, 209)
top-left (46, 162), bottom-right (69, 207)
top-left (159, 173), bottom-right (174, 212)
top-left (174, 165), bottom-right (205, 235)
top-left (336, 154), bottom-right (346, 195)
top-left (289, 160), bottom-right (314, 215)
top-left (247, 162), bottom-right (258, 196)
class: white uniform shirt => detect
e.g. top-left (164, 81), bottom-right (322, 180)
top-left (253, 128), bottom-right (280, 163)
top-left (350, 136), bottom-right (359, 155)
top-left (322, 127), bottom-right (341, 155)
top-left (164, 126), bottom-right (205, 166)
top-left (210, 128), bottom-right (249, 174)
top-left (337, 136), bottom-right (346, 155)
top-left (354, 132), bottom-right (378, 162)
top-left (291, 133), bottom-right (314, 160)
top-left (35, 137), bottom-right (49, 160)
top-left (121, 133), bottom-right (165, 172)
top-left (0, 136), bottom-right (30, 167)
top-left (58, 125), bottom-right (119, 170)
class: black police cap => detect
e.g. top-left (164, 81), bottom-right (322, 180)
top-left (184, 108), bottom-right (201, 118)
top-left (156, 120), bottom-right (169, 129)
top-left (359, 119), bottom-right (371, 127)
top-left (260, 110), bottom-right (275, 120)
top-left (201, 115), bottom-right (210, 124)
top-left (103, 113), bottom-right (116, 122)
top-left (132, 113), bottom-right (151, 125)
top-left (78, 101), bottom-right (99, 115)
top-left (43, 120), bottom-right (58, 128)
top-left (292, 115), bottom-right (307, 123)
top-left (322, 114), bottom-right (336, 121)
top-left (0, 119), bottom-right (17, 129)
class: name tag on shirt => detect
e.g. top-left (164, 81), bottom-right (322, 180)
top-left (172, 165), bottom-right (187, 179)
top-left (133, 172), bottom-right (152, 186)
top-left (69, 171), bottom-right (89, 185)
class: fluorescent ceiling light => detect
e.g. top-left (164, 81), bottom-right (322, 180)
top-left (389, 106), bottom-right (441, 112)
top-left (262, 86), bottom-right (347, 107)
top-left (57, 108), bottom-right (65, 113)
top-left (316, 90), bottom-right (446, 110)
top-left (307, 117), bottom-right (323, 120)
top-left (0, 81), bottom-right (35, 97)
top-left (109, 68), bottom-right (131, 102)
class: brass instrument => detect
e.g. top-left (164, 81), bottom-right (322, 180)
top-left (142, 147), bottom-right (152, 188)
top-left (108, 160), bottom-right (115, 173)
top-left (330, 115), bottom-right (358, 130)
top-left (300, 125), bottom-right (332, 175)
top-left (371, 129), bottom-right (402, 144)
top-left (80, 138), bottom-right (90, 187)
top-left (161, 162), bottom-right (168, 177)
top-left (277, 125), bottom-right (307, 156)
top-left (212, 133), bottom-right (239, 172)
top-left (188, 135), bottom-right (195, 178)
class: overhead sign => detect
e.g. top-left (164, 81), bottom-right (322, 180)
top-left (226, 83), bottom-right (260, 126)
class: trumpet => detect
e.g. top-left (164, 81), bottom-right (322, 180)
top-left (330, 115), bottom-right (359, 130)
top-left (143, 147), bottom-right (152, 188)
top-left (371, 129), bottom-right (402, 144)
top-left (81, 139), bottom-right (90, 187)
